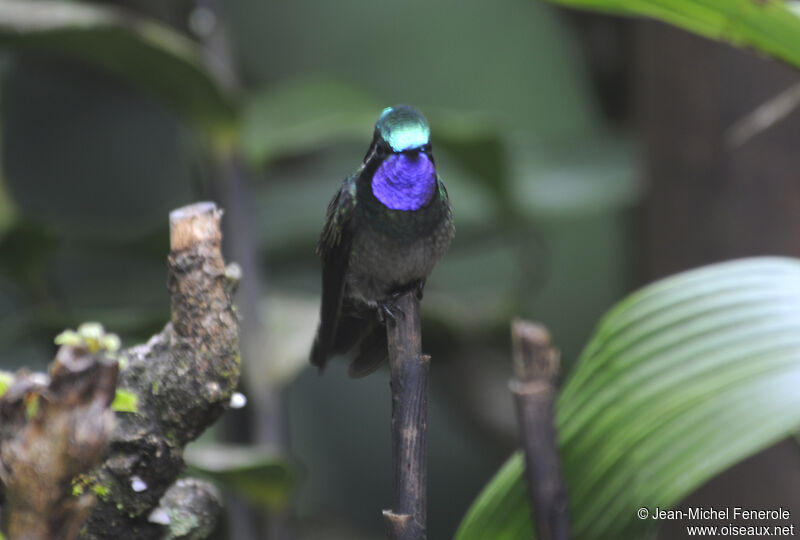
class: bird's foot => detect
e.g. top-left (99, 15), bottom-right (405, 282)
top-left (377, 292), bottom-right (406, 324)
top-left (413, 279), bottom-right (425, 301)
top-left (377, 296), bottom-right (403, 324)
top-left (376, 280), bottom-right (426, 324)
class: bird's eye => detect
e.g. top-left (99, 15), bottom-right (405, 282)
top-left (378, 140), bottom-right (392, 155)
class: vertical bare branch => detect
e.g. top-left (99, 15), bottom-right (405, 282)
top-left (382, 292), bottom-right (428, 540)
top-left (509, 319), bottom-right (570, 540)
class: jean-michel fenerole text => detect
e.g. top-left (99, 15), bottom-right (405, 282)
top-left (650, 507), bottom-right (791, 521)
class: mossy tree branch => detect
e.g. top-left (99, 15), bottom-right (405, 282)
top-left (0, 201), bottom-right (241, 540)
top-left (79, 201), bottom-right (241, 539)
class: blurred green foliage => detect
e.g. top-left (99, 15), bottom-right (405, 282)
top-left (454, 3), bottom-right (800, 537)
top-left (0, 0), bottom-right (638, 538)
top-left (185, 443), bottom-right (297, 510)
top-left (0, 1), bottom-right (235, 134)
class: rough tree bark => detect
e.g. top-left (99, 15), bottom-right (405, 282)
top-left (81, 201), bottom-right (241, 539)
top-left (0, 201), bottom-right (241, 540)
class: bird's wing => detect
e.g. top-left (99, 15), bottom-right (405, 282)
top-left (437, 174), bottom-right (452, 214)
top-left (310, 172), bottom-right (358, 370)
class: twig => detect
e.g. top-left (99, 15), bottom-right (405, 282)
top-left (509, 319), bottom-right (570, 540)
top-left (725, 81), bottom-right (800, 147)
top-left (382, 292), bottom-right (428, 540)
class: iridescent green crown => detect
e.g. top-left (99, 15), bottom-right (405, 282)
top-left (376, 105), bottom-right (430, 152)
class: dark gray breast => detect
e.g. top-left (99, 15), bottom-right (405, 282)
top-left (346, 179), bottom-right (453, 304)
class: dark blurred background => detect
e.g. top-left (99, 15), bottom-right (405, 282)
top-left (0, 1), bottom-right (798, 539)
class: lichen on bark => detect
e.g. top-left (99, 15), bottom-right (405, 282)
top-left (81, 202), bottom-right (241, 539)
top-left (0, 202), bottom-right (241, 540)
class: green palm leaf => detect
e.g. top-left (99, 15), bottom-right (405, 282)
top-left (457, 257), bottom-right (800, 539)
top-left (541, 0), bottom-right (800, 69)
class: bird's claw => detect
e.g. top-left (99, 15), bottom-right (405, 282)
top-left (377, 299), bottom-right (403, 324)
top-left (413, 279), bottom-right (425, 301)
top-left (377, 280), bottom-right (426, 324)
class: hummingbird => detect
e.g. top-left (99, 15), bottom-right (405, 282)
top-left (310, 105), bottom-right (455, 377)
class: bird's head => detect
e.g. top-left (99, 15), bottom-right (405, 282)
top-left (365, 105), bottom-right (432, 163)
top-left (365, 105), bottom-right (437, 211)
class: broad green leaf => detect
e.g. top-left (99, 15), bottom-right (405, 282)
top-left (242, 78), bottom-right (510, 186)
top-left (418, 106), bottom-right (510, 203)
top-left (455, 452), bottom-right (533, 540)
top-left (184, 443), bottom-right (297, 509)
top-left (458, 257), bottom-right (800, 539)
top-left (242, 78), bottom-right (380, 164)
top-left (242, 76), bottom-right (515, 229)
top-left (230, 0), bottom-right (599, 137)
top-left (510, 135), bottom-right (639, 219)
top-left (543, 0), bottom-right (800, 69)
top-left (0, 1), bottom-right (235, 136)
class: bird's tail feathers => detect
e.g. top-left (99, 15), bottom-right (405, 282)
top-left (310, 302), bottom-right (389, 377)
top-left (347, 324), bottom-right (388, 378)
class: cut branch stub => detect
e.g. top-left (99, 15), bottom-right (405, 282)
top-left (164, 201), bottom-right (240, 440)
top-left (509, 319), bottom-right (570, 540)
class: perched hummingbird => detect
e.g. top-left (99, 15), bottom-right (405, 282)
top-left (310, 105), bottom-right (455, 377)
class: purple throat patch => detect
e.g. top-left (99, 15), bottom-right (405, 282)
top-left (371, 153), bottom-right (436, 211)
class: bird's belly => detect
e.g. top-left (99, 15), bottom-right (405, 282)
top-left (346, 224), bottom-right (450, 305)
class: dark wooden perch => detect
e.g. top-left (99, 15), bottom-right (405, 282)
top-left (510, 319), bottom-right (571, 540)
top-left (382, 292), bottom-right (428, 540)
top-left (0, 202), bottom-right (241, 540)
